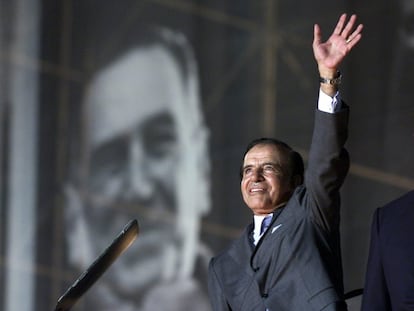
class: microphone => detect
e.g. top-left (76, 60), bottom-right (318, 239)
top-left (54, 219), bottom-right (139, 311)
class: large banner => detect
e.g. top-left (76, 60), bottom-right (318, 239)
top-left (39, 2), bottom-right (215, 310)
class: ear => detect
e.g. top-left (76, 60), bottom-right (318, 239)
top-left (291, 174), bottom-right (303, 188)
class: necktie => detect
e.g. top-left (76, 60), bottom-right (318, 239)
top-left (260, 215), bottom-right (272, 234)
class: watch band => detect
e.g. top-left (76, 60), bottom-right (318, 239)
top-left (319, 71), bottom-right (342, 85)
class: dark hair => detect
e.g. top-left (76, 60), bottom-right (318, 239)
top-left (240, 137), bottom-right (304, 187)
top-left (85, 25), bottom-right (193, 88)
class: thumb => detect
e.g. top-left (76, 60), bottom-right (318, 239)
top-left (313, 24), bottom-right (322, 47)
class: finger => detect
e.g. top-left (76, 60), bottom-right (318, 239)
top-left (341, 14), bottom-right (358, 39)
top-left (313, 24), bottom-right (322, 46)
top-left (347, 24), bottom-right (364, 42)
top-left (346, 33), bottom-right (363, 49)
top-left (333, 13), bottom-right (347, 35)
top-left (345, 24), bottom-right (364, 45)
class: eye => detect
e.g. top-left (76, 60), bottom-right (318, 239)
top-left (263, 163), bottom-right (284, 176)
top-left (242, 167), bottom-right (252, 176)
top-left (142, 112), bottom-right (177, 159)
top-left (263, 164), bottom-right (276, 172)
top-left (88, 136), bottom-right (128, 193)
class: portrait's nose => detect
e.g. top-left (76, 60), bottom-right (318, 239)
top-left (124, 138), bottom-right (154, 200)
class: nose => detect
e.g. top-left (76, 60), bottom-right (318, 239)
top-left (124, 137), bottom-right (154, 200)
top-left (251, 167), bottom-right (265, 182)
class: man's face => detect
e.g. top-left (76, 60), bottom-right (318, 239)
top-left (79, 45), bottom-right (186, 295)
top-left (240, 144), bottom-right (293, 215)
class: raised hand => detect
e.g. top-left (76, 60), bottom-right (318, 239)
top-left (313, 13), bottom-right (363, 75)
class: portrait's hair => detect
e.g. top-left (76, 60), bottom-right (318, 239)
top-left (240, 137), bottom-right (304, 187)
top-left (85, 25), bottom-right (196, 89)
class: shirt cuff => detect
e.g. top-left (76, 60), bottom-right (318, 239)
top-left (317, 88), bottom-right (341, 113)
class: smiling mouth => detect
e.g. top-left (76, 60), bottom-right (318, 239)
top-left (250, 188), bottom-right (265, 193)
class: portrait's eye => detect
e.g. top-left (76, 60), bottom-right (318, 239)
top-left (142, 112), bottom-right (177, 159)
top-left (88, 136), bottom-right (128, 193)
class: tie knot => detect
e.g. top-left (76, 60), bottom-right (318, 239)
top-left (260, 215), bottom-right (272, 234)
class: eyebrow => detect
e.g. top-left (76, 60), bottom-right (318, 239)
top-left (242, 162), bottom-right (280, 170)
top-left (141, 111), bottom-right (175, 130)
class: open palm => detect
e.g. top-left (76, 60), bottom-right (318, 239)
top-left (313, 14), bottom-right (363, 70)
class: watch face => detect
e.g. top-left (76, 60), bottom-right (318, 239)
top-left (320, 72), bottom-right (341, 85)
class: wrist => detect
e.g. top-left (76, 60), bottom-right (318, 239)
top-left (319, 70), bottom-right (341, 97)
top-left (317, 65), bottom-right (338, 79)
top-left (319, 71), bottom-right (341, 85)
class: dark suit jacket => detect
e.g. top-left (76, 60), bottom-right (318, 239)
top-left (361, 190), bottom-right (414, 311)
top-left (208, 107), bottom-right (350, 311)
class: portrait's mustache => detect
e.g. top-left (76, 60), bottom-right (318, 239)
top-left (73, 189), bottom-right (177, 223)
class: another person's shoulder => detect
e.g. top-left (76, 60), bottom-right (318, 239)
top-left (376, 190), bottom-right (414, 225)
top-left (394, 189), bottom-right (414, 204)
top-left (381, 190), bottom-right (414, 211)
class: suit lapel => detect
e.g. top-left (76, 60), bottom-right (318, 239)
top-left (250, 205), bottom-right (290, 265)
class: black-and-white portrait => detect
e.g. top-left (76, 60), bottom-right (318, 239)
top-left (63, 25), bottom-right (212, 311)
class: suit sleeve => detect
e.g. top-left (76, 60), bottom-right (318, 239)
top-left (361, 208), bottom-right (391, 310)
top-left (305, 105), bottom-right (350, 232)
top-left (208, 258), bottom-right (232, 311)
